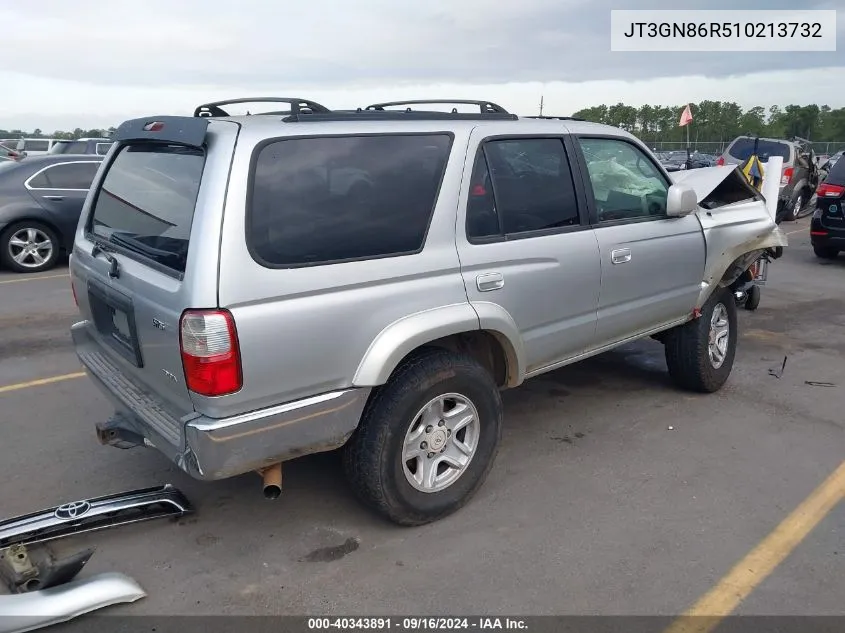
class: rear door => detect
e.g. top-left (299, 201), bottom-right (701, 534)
top-left (572, 135), bottom-right (706, 349)
top-left (456, 131), bottom-right (601, 373)
top-left (71, 123), bottom-right (237, 419)
top-left (25, 161), bottom-right (101, 241)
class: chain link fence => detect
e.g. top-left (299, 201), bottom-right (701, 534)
top-left (649, 140), bottom-right (845, 156)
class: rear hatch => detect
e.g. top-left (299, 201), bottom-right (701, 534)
top-left (70, 117), bottom-right (239, 427)
top-left (817, 158), bottom-right (845, 231)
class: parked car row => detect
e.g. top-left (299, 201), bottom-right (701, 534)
top-left (0, 137), bottom-right (113, 159)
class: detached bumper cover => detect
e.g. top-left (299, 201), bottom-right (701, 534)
top-left (0, 572), bottom-right (145, 633)
top-left (72, 321), bottom-right (371, 481)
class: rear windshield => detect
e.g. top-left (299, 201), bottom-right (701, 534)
top-left (727, 138), bottom-right (791, 162)
top-left (825, 154), bottom-right (845, 185)
top-left (248, 133), bottom-right (452, 267)
top-left (50, 141), bottom-right (87, 154)
top-left (89, 144), bottom-right (205, 274)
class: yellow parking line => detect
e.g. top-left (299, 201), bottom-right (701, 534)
top-left (785, 225), bottom-right (808, 236)
top-left (0, 273), bottom-right (68, 285)
top-left (0, 371), bottom-right (86, 394)
top-left (664, 459), bottom-right (845, 633)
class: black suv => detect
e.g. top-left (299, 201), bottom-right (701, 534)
top-left (811, 156), bottom-right (845, 260)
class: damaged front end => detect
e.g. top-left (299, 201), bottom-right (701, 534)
top-left (671, 165), bottom-right (788, 307)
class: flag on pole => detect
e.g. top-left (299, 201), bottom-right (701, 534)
top-left (679, 104), bottom-right (693, 127)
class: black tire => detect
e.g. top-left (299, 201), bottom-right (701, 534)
top-left (664, 287), bottom-right (738, 393)
top-left (744, 285), bottom-right (761, 311)
top-left (813, 245), bottom-right (839, 260)
top-left (343, 347), bottom-right (503, 526)
top-left (785, 189), bottom-right (807, 222)
top-left (0, 221), bottom-right (61, 273)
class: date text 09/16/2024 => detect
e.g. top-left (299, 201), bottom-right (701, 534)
top-left (307, 617), bottom-right (528, 630)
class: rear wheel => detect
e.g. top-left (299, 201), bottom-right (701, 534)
top-left (343, 348), bottom-right (503, 526)
top-left (744, 285), bottom-right (761, 311)
top-left (0, 221), bottom-right (60, 273)
top-left (664, 287), bottom-right (738, 393)
top-left (813, 245), bottom-right (839, 260)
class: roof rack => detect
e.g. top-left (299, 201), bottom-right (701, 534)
top-left (365, 99), bottom-right (510, 114)
top-left (525, 115), bottom-right (586, 121)
top-left (193, 97), bottom-right (331, 118)
top-left (283, 108), bottom-right (518, 123)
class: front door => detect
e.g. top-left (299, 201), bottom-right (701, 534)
top-left (455, 131), bottom-right (602, 374)
top-left (572, 136), bottom-right (706, 349)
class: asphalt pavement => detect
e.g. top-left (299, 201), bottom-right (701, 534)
top-left (0, 221), bottom-right (843, 619)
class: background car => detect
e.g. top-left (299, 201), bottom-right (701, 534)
top-left (811, 154), bottom-right (845, 260)
top-left (0, 143), bottom-right (24, 161)
top-left (0, 154), bottom-right (103, 273)
top-left (717, 135), bottom-right (819, 222)
top-left (49, 138), bottom-right (113, 156)
top-left (13, 138), bottom-right (62, 155)
top-left (659, 150), bottom-right (717, 171)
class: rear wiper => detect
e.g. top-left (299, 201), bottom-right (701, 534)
top-left (109, 232), bottom-right (183, 266)
top-left (91, 242), bottom-right (120, 279)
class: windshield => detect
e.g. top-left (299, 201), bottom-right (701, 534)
top-left (88, 144), bottom-right (205, 274)
top-left (728, 138), bottom-right (791, 162)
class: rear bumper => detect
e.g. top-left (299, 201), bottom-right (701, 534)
top-left (71, 321), bottom-right (370, 481)
top-left (810, 218), bottom-right (845, 248)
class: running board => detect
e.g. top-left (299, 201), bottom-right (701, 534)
top-left (0, 485), bottom-right (193, 548)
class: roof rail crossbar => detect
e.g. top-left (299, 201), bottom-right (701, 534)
top-left (193, 97), bottom-right (331, 118)
top-left (364, 99), bottom-right (510, 114)
top-left (282, 110), bottom-right (518, 123)
top-left (525, 115), bottom-right (586, 121)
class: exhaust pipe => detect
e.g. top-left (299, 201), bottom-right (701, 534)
top-left (260, 464), bottom-right (282, 500)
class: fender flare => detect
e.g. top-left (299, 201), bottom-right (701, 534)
top-left (352, 303), bottom-right (527, 388)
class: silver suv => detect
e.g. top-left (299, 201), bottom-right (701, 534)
top-left (69, 98), bottom-right (787, 525)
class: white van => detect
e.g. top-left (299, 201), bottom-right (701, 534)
top-left (14, 138), bottom-right (62, 155)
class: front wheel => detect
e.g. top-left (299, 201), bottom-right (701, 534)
top-left (664, 287), bottom-right (738, 393)
top-left (343, 348), bottom-right (503, 526)
top-left (744, 285), bottom-right (761, 311)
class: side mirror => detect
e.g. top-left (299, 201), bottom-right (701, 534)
top-left (666, 183), bottom-right (698, 217)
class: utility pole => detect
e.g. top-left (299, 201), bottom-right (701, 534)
top-left (539, 95), bottom-right (544, 117)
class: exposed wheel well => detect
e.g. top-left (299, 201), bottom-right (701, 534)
top-left (388, 331), bottom-right (511, 389)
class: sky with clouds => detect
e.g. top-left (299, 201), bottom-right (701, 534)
top-left (2, 0), bottom-right (843, 130)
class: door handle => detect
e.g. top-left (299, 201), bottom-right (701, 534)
top-left (42, 195), bottom-right (64, 201)
top-left (476, 272), bottom-right (504, 292)
top-left (611, 248), bottom-right (631, 264)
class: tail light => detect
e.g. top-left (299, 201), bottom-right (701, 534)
top-left (781, 167), bottom-right (793, 186)
top-left (816, 182), bottom-right (845, 198)
top-left (716, 157), bottom-right (724, 166)
top-left (179, 309), bottom-right (242, 397)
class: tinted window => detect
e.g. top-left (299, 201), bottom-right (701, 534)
top-left (466, 138), bottom-right (580, 240)
top-left (727, 138), bottom-right (791, 162)
top-left (90, 144), bottom-right (205, 274)
top-left (249, 134), bottom-right (451, 267)
top-left (826, 153), bottom-right (845, 186)
top-left (28, 162), bottom-right (99, 189)
top-left (23, 140), bottom-right (50, 152)
top-left (96, 143), bottom-right (113, 155)
top-left (50, 141), bottom-right (87, 154)
top-left (578, 137), bottom-right (669, 222)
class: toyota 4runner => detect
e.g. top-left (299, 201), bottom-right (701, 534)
top-left (69, 98), bottom-right (787, 525)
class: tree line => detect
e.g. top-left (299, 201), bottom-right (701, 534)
top-left (0, 127), bottom-right (117, 141)
top-left (570, 102), bottom-right (845, 145)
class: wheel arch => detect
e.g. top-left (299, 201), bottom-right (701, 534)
top-left (352, 303), bottom-right (526, 389)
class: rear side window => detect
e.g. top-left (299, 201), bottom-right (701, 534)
top-left (28, 162), bottom-right (99, 189)
top-left (96, 143), bottom-right (113, 155)
top-left (248, 134), bottom-right (452, 267)
top-left (22, 140), bottom-right (50, 152)
top-left (727, 138), bottom-right (791, 162)
top-left (466, 138), bottom-right (580, 241)
top-left (89, 144), bottom-right (205, 274)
